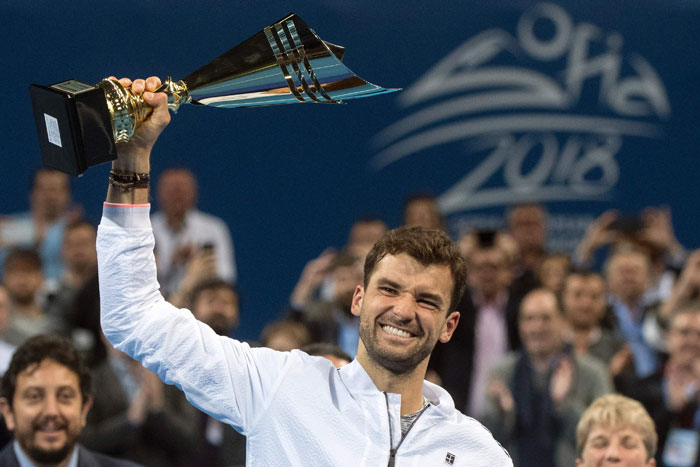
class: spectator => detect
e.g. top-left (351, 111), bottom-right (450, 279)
top-left (0, 334), bottom-right (140, 466)
top-left (0, 169), bottom-right (76, 282)
top-left (151, 168), bottom-right (236, 296)
top-left (431, 230), bottom-right (524, 416)
top-left (346, 216), bottom-right (387, 260)
top-left (85, 279), bottom-right (243, 467)
top-left (293, 253), bottom-right (364, 357)
top-left (288, 216), bottom-right (386, 318)
top-left (605, 247), bottom-right (661, 378)
top-left (44, 220), bottom-right (98, 336)
top-left (188, 278), bottom-right (240, 336)
top-left (403, 193), bottom-right (444, 230)
top-left (507, 203), bottom-right (548, 293)
top-left (82, 336), bottom-right (200, 467)
top-left (179, 277), bottom-right (246, 467)
top-left (481, 289), bottom-right (612, 467)
top-left (575, 394), bottom-right (657, 467)
top-left (288, 248), bottom-right (338, 312)
top-left (2, 249), bottom-right (60, 346)
top-left (538, 253), bottom-right (571, 298)
top-left (629, 306), bottom-right (700, 466)
top-left (561, 271), bottom-right (626, 369)
top-left (575, 207), bottom-right (685, 304)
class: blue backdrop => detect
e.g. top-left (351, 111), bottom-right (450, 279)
top-left (2, 0), bottom-right (699, 340)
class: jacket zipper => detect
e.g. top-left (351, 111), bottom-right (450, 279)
top-left (385, 393), bottom-right (429, 467)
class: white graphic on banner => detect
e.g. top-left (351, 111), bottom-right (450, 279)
top-left (371, 2), bottom-right (670, 213)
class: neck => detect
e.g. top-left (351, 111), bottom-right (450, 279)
top-left (165, 211), bottom-right (187, 231)
top-left (64, 265), bottom-right (96, 289)
top-left (529, 347), bottom-right (560, 373)
top-left (667, 358), bottom-right (695, 376)
top-left (521, 250), bottom-right (542, 271)
top-left (530, 355), bottom-right (550, 373)
top-left (356, 347), bottom-right (427, 415)
top-left (619, 295), bottom-right (642, 309)
top-left (13, 301), bottom-right (40, 317)
top-left (571, 325), bottom-right (596, 353)
top-left (34, 210), bottom-right (60, 225)
top-left (480, 289), bottom-right (504, 304)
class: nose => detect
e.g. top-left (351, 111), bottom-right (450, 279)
top-left (604, 441), bottom-right (622, 463)
top-left (42, 395), bottom-right (60, 416)
top-left (391, 293), bottom-right (417, 322)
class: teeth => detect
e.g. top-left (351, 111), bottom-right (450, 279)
top-left (382, 325), bottom-right (411, 338)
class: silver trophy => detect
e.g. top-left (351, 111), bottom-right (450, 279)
top-left (29, 13), bottom-right (398, 175)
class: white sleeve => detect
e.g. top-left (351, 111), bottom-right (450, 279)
top-left (97, 203), bottom-right (288, 434)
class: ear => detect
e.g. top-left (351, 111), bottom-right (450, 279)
top-left (439, 311), bottom-right (460, 343)
top-left (80, 396), bottom-right (93, 428)
top-left (0, 397), bottom-right (15, 431)
top-left (646, 458), bottom-right (657, 467)
top-left (351, 285), bottom-right (364, 317)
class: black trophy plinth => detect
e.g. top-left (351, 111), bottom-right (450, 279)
top-left (29, 80), bottom-right (117, 176)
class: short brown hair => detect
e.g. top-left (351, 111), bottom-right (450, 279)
top-left (188, 278), bottom-right (238, 312)
top-left (576, 394), bottom-right (657, 461)
top-left (2, 334), bottom-right (91, 407)
top-left (4, 248), bottom-right (42, 274)
top-left (363, 226), bottom-right (467, 312)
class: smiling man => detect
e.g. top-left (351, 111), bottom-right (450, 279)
top-left (0, 334), bottom-right (139, 467)
top-left (96, 76), bottom-right (512, 466)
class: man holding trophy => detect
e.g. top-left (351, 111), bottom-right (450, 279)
top-left (96, 72), bottom-right (511, 465)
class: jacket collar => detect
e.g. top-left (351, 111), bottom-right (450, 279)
top-left (339, 359), bottom-right (458, 413)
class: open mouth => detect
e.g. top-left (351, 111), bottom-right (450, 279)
top-left (381, 325), bottom-right (415, 338)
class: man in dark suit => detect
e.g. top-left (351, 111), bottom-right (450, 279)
top-left (0, 334), bottom-right (139, 467)
top-left (430, 231), bottom-right (529, 415)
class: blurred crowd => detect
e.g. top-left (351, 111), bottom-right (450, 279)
top-left (0, 168), bottom-right (697, 466)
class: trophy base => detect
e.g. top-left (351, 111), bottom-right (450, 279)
top-left (29, 80), bottom-right (117, 176)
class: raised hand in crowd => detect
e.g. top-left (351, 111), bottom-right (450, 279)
top-left (549, 356), bottom-right (575, 408)
top-left (126, 362), bottom-right (165, 427)
top-left (660, 248), bottom-right (700, 320)
top-left (574, 210), bottom-right (619, 265)
top-left (608, 345), bottom-right (633, 379)
top-left (486, 379), bottom-right (515, 414)
top-left (288, 247), bottom-right (337, 310)
top-left (639, 206), bottom-right (685, 262)
top-left (168, 247), bottom-right (218, 308)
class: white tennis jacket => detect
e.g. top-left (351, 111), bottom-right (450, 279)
top-left (97, 204), bottom-right (512, 467)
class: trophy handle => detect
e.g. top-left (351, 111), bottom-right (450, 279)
top-left (156, 78), bottom-right (191, 113)
top-left (96, 77), bottom-right (190, 143)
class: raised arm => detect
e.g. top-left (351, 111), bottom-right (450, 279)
top-left (97, 77), bottom-right (293, 433)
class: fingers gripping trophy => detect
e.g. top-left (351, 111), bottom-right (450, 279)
top-left (29, 14), bottom-right (398, 176)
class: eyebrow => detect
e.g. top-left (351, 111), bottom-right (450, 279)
top-left (376, 278), bottom-right (402, 290)
top-left (22, 385), bottom-right (76, 393)
top-left (376, 278), bottom-right (445, 307)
